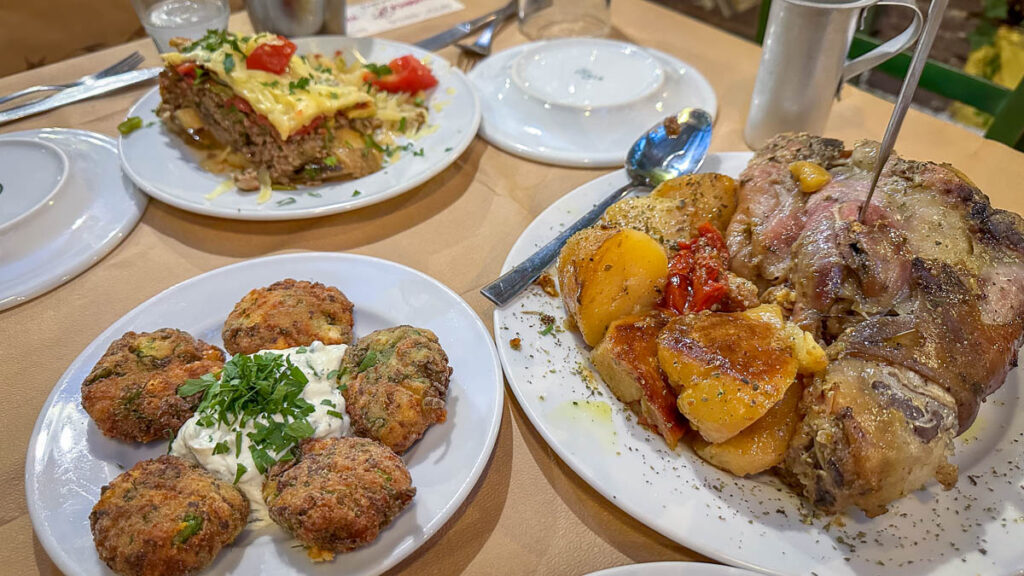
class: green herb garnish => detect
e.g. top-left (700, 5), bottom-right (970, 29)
top-left (414, 97), bottom-right (425, 107)
top-left (539, 323), bottom-right (555, 336)
top-left (323, 156), bottom-right (338, 167)
top-left (288, 76), bottom-right (311, 94)
top-left (326, 409), bottom-right (345, 419)
top-left (398, 117), bottom-right (407, 133)
top-left (357, 350), bottom-right (379, 372)
top-left (413, 148), bottom-right (425, 157)
top-left (352, 190), bottom-right (362, 197)
top-left (173, 513), bottom-right (203, 545)
top-left (233, 462), bottom-right (247, 484)
top-left (180, 353), bottom-right (317, 474)
top-left (307, 191), bottom-right (322, 198)
top-left (223, 54), bottom-right (235, 74)
top-left (212, 441), bottom-right (230, 455)
top-left (117, 116), bottom-right (143, 135)
top-left (276, 197), bottom-right (297, 207)
top-left (363, 63), bottom-right (393, 76)
top-left (363, 134), bottom-right (385, 153)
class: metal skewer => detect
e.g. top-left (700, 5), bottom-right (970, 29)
top-left (858, 0), bottom-right (949, 223)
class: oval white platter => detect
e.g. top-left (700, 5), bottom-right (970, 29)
top-left (493, 152), bottom-right (1024, 575)
top-left (26, 252), bottom-right (504, 576)
top-left (120, 37), bottom-right (480, 221)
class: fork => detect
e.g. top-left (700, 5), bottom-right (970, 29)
top-left (0, 51), bottom-right (145, 106)
top-left (456, 1), bottom-right (515, 70)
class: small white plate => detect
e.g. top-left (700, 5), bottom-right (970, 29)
top-left (0, 129), bottom-right (146, 311)
top-left (469, 39), bottom-right (717, 167)
top-left (26, 252), bottom-right (504, 576)
top-left (586, 562), bottom-right (761, 576)
top-left (119, 37), bottom-right (480, 221)
top-left (493, 153), bottom-right (1024, 575)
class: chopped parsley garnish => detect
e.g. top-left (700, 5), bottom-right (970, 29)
top-left (173, 513), bottom-right (203, 545)
top-left (223, 54), bottom-right (236, 74)
top-left (323, 156), bottom-right (338, 167)
top-left (233, 463), bottom-right (247, 484)
top-left (212, 441), bottom-right (230, 455)
top-left (183, 29), bottom-right (246, 59)
top-left (352, 190), bottom-right (362, 197)
top-left (363, 63), bottom-right (393, 77)
top-left (539, 323), bottom-right (555, 336)
top-left (179, 353), bottom-right (317, 477)
top-left (276, 197), bottom-right (297, 207)
top-left (260, 80), bottom-right (281, 88)
top-left (326, 369), bottom-right (339, 380)
top-left (413, 148), bottom-right (425, 157)
top-left (117, 116), bottom-right (143, 135)
top-left (398, 117), bottom-right (407, 133)
top-left (363, 134), bottom-right (385, 153)
top-left (326, 409), bottom-right (345, 419)
top-left (444, 147), bottom-right (453, 152)
top-left (307, 190), bottom-right (322, 198)
top-left (414, 97), bottom-right (425, 107)
top-left (329, 91), bottom-right (339, 99)
top-left (288, 76), bottom-right (311, 94)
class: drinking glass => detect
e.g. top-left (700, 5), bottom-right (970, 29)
top-left (130, 0), bottom-right (230, 54)
top-left (518, 0), bottom-right (611, 40)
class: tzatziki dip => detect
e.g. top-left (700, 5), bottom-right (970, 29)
top-left (172, 341), bottom-right (350, 523)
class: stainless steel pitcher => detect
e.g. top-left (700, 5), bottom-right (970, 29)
top-left (247, 0), bottom-right (346, 37)
top-left (744, 0), bottom-right (922, 149)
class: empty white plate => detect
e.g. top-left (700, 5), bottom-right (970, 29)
top-left (0, 129), bottom-right (147, 311)
top-left (469, 38), bottom-right (717, 167)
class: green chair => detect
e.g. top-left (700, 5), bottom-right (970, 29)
top-left (755, 0), bottom-right (1024, 150)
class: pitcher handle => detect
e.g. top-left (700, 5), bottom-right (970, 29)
top-left (842, 0), bottom-right (923, 82)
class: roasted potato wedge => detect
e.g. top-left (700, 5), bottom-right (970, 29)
top-left (558, 228), bottom-right (669, 346)
top-left (591, 311), bottom-right (686, 448)
top-left (650, 173), bottom-right (738, 233)
top-left (656, 304), bottom-right (825, 443)
top-left (597, 196), bottom-right (692, 251)
top-left (691, 379), bottom-right (803, 476)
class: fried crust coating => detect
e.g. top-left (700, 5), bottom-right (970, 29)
top-left (340, 325), bottom-right (452, 453)
top-left (81, 328), bottom-right (225, 443)
top-left (221, 279), bottom-right (355, 355)
top-left (263, 437), bottom-right (415, 558)
top-left (90, 455), bottom-right (249, 576)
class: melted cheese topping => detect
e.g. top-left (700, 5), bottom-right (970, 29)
top-left (162, 33), bottom-right (374, 139)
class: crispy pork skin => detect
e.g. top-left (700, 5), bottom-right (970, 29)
top-left (728, 134), bottom-right (1024, 516)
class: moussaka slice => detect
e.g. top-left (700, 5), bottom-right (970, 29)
top-left (157, 31), bottom-right (434, 192)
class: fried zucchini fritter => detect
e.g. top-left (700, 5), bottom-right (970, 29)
top-left (90, 455), bottom-right (249, 576)
top-left (221, 279), bottom-right (355, 355)
top-left (340, 325), bottom-right (452, 453)
top-left (81, 329), bottom-right (225, 443)
top-left (263, 437), bottom-right (415, 560)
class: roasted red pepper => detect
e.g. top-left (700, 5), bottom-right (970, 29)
top-left (660, 222), bottom-right (730, 314)
top-left (365, 55), bottom-right (438, 93)
top-left (246, 36), bottom-right (297, 74)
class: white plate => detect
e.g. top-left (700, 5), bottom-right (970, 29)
top-left (26, 252), bottom-right (504, 576)
top-left (0, 129), bottom-right (147, 311)
top-left (469, 39), bottom-right (717, 167)
top-left (493, 152), bottom-right (1024, 575)
top-left (586, 562), bottom-right (761, 576)
top-left (119, 37), bottom-right (480, 221)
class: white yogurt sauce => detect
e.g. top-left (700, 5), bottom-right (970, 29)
top-left (172, 341), bottom-right (350, 523)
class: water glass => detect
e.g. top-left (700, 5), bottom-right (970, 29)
top-left (519, 0), bottom-right (611, 40)
top-left (130, 0), bottom-right (230, 54)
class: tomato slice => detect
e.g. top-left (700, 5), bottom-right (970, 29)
top-left (175, 62), bottom-right (197, 78)
top-left (659, 222), bottom-right (731, 315)
top-left (366, 55), bottom-right (438, 93)
top-left (246, 37), bottom-right (297, 75)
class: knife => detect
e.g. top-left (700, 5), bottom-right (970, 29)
top-left (858, 0), bottom-right (948, 222)
top-left (0, 67), bottom-right (161, 126)
top-left (415, 0), bottom-right (517, 52)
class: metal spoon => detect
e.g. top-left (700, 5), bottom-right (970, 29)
top-left (480, 108), bottom-right (713, 306)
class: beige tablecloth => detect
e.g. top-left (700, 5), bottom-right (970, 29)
top-left (2, 2), bottom-right (1023, 574)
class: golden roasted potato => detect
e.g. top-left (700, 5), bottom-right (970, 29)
top-left (558, 228), bottom-right (669, 347)
top-left (591, 311), bottom-right (686, 449)
top-left (650, 173), bottom-right (738, 233)
top-left (597, 196), bottom-right (692, 251)
top-left (691, 379), bottom-right (803, 476)
top-left (656, 304), bottom-right (825, 443)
